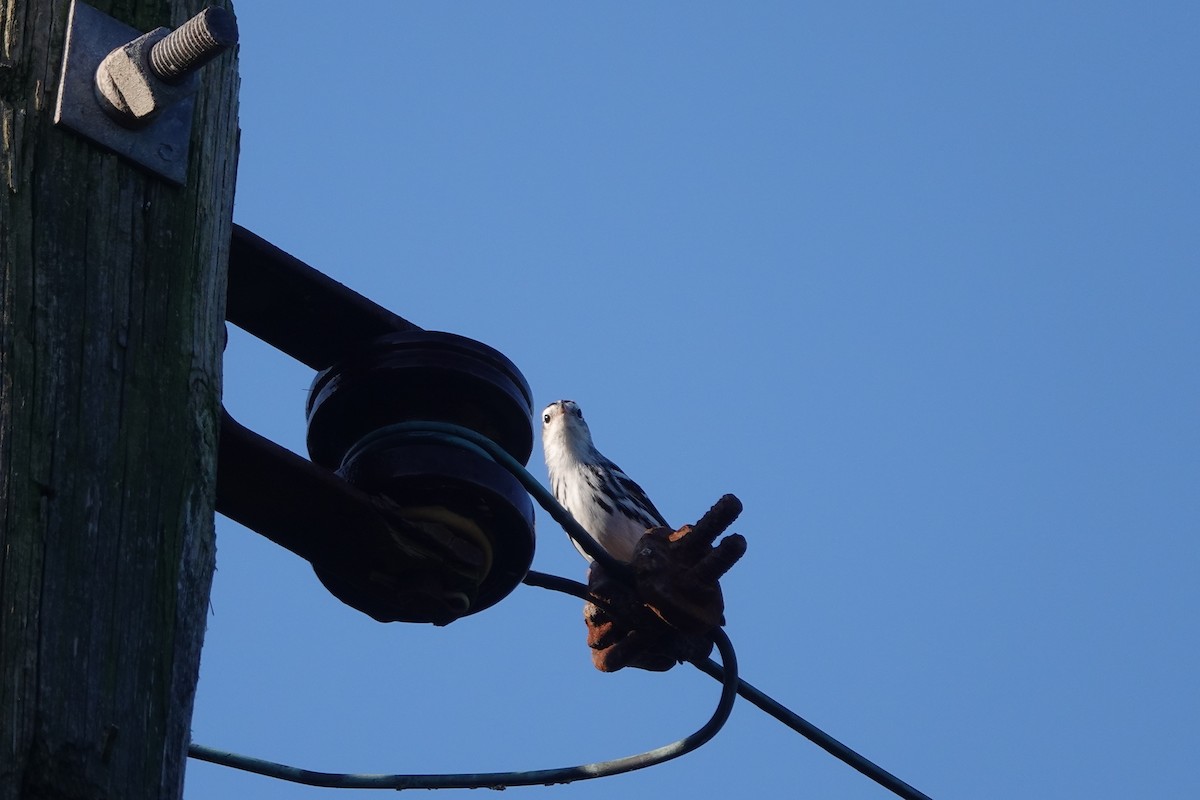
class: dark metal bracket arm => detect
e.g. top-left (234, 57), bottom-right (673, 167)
top-left (227, 224), bottom-right (420, 370)
top-left (218, 225), bottom-right (535, 624)
top-left (215, 408), bottom-right (489, 624)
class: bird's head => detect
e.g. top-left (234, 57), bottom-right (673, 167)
top-left (541, 399), bottom-right (594, 455)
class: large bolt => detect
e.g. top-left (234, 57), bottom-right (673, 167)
top-left (94, 6), bottom-right (238, 127)
top-left (149, 8), bottom-right (239, 84)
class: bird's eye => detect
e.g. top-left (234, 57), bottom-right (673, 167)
top-left (543, 413), bottom-right (551, 424)
top-left (573, 407), bottom-right (583, 418)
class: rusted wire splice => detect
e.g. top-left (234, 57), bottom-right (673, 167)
top-left (585, 494), bottom-right (747, 672)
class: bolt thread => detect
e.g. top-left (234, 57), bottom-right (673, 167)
top-left (149, 7), bottom-right (238, 83)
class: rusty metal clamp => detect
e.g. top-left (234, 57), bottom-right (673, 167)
top-left (584, 495), bottom-right (747, 671)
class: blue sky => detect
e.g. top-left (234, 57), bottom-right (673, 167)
top-left (186, 4), bottom-right (1199, 799)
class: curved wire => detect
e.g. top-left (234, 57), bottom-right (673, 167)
top-left (523, 572), bottom-right (931, 800)
top-left (199, 421), bottom-right (933, 799)
top-left (188, 621), bottom-right (738, 789)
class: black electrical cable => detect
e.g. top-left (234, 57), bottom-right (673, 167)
top-left (690, 660), bottom-right (933, 800)
top-left (194, 422), bottom-right (934, 799)
top-left (188, 622), bottom-right (738, 789)
top-left (523, 571), bottom-right (933, 800)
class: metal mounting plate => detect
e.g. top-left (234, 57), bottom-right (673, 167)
top-left (54, 0), bottom-right (195, 185)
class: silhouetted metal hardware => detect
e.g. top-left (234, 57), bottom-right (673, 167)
top-left (227, 226), bottom-right (420, 369)
top-left (54, 1), bottom-right (238, 184)
top-left (218, 225), bottom-right (535, 624)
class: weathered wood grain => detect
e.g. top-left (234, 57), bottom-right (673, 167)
top-left (0, 1), bottom-right (238, 797)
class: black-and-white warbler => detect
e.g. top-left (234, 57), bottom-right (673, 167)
top-left (541, 400), bottom-right (669, 563)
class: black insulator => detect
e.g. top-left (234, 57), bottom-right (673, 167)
top-left (303, 330), bottom-right (536, 623)
top-left (306, 331), bottom-right (534, 470)
top-left (324, 441), bottom-right (535, 621)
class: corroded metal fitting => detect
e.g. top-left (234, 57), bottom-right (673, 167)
top-left (584, 494), bottom-right (748, 672)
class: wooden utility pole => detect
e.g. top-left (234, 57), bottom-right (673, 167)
top-left (0, 0), bottom-right (238, 797)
